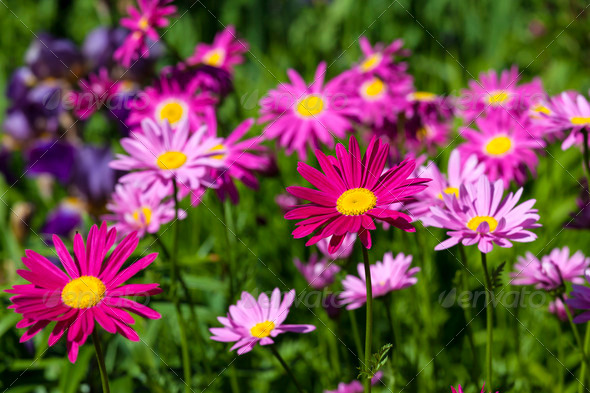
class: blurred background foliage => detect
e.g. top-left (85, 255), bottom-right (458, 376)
top-left (1, 0), bottom-right (590, 392)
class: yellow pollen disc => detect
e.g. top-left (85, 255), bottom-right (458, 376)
top-left (488, 91), bottom-right (509, 105)
top-left (410, 91), bottom-right (437, 102)
top-left (438, 186), bottom-right (459, 200)
top-left (296, 95), bottom-right (325, 117)
top-left (61, 276), bottom-right (106, 309)
top-left (361, 78), bottom-right (386, 100)
top-left (210, 144), bottom-right (225, 160)
top-left (203, 49), bottom-right (225, 67)
top-left (467, 216), bottom-right (498, 232)
top-left (139, 17), bottom-right (149, 30)
top-left (336, 188), bottom-right (377, 216)
top-left (360, 53), bottom-right (382, 72)
top-left (133, 207), bottom-right (152, 225)
top-left (158, 101), bottom-right (184, 125)
top-left (571, 117), bottom-right (590, 126)
top-left (157, 151), bottom-right (187, 170)
top-left (250, 321), bottom-right (275, 338)
top-left (485, 136), bottom-right (512, 156)
top-left (534, 105), bottom-right (551, 115)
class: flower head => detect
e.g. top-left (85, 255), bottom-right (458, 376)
top-left (316, 233), bottom-right (357, 260)
top-left (285, 135), bottom-right (430, 253)
top-left (538, 91), bottom-right (590, 150)
top-left (512, 248), bottom-right (589, 290)
top-left (294, 253), bottom-right (341, 290)
top-left (209, 288), bottom-right (315, 355)
top-left (430, 176), bottom-right (540, 253)
top-left (549, 296), bottom-right (570, 322)
top-left (340, 252), bottom-right (419, 310)
top-left (324, 371), bottom-right (383, 393)
top-left (187, 25), bottom-right (249, 73)
top-left (356, 36), bottom-right (410, 81)
top-left (566, 273), bottom-right (590, 323)
top-left (6, 222), bottom-right (161, 362)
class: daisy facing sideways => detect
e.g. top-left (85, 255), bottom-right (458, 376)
top-left (187, 25), bottom-right (249, 73)
top-left (6, 222), bottom-right (161, 362)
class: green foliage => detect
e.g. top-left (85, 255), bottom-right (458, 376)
top-left (357, 343), bottom-right (393, 380)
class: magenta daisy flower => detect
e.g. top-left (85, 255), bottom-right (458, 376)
top-left (458, 110), bottom-right (544, 186)
top-left (209, 288), bottom-right (315, 355)
top-left (285, 135), bottom-right (430, 253)
top-left (114, 0), bottom-right (176, 67)
top-left (429, 176), bottom-right (540, 253)
top-left (293, 253), bottom-right (340, 290)
top-left (511, 247), bottom-right (589, 290)
top-left (340, 252), bottom-right (419, 310)
top-left (356, 36), bottom-right (410, 80)
top-left (110, 118), bottom-right (226, 195)
top-left (539, 91), bottom-right (590, 150)
top-left (259, 62), bottom-right (357, 160)
top-left (6, 222), bottom-right (161, 363)
top-left (102, 182), bottom-right (186, 239)
top-left (324, 371), bottom-right (383, 393)
top-left (187, 25), bottom-right (248, 73)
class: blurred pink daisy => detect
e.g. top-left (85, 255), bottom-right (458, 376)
top-left (316, 233), bottom-right (357, 260)
top-left (187, 25), bottom-right (249, 73)
top-left (458, 111), bottom-right (544, 186)
top-left (340, 252), bottom-right (419, 310)
top-left (539, 91), bottom-right (590, 150)
top-left (451, 384), bottom-right (496, 393)
top-left (511, 247), bottom-right (589, 290)
top-left (259, 61), bottom-right (356, 160)
top-left (429, 176), bottom-right (540, 253)
top-left (285, 135), bottom-right (430, 253)
top-left (6, 222), bottom-right (161, 362)
top-left (209, 288), bottom-right (315, 355)
top-left (549, 296), bottom-right (570, 322)
top-left (324, 371), bottom-right (383, 393)
top-left (293, 253), bottom-right (340, 290)
top-left (356, 36), bottom-right (410, 81)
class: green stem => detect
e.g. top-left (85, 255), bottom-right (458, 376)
top-left (362, 245), bottom-right (373, 393)
top-left (579, 324), bottom-right (590, 393)
top-left (458, 245), bottom-right (480, 383)
top-left (92, 330), bottom-right (111, 393)
top-left (269, 346), bottom-right (306, 393)
top-left (480, 252), bottom-right (493, 391)
top-left (582, 129), bottom-right (590, 180)
top-left (223, 200), bottom-right (236, 300)
top-left (563, 294), bottom-right (589, 366)
top-left (349, 308), bottom-right (364, 361)
top-left (384, 294), bottom-right (397, 389)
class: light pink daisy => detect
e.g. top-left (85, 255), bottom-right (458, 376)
top-left (285, 135), bottom-right (430, 253)
top-left (511, 247), bottom-right (589, 290)
top-left (549, 296), bottom-right (570, 322)
top-left (458, 110), bottom-right (544, 186)
top-left (187, 25), bottom-right (249, 73)
top-left (429, 176), bottom-right (541, 253)
top-left (355, 36), bottom-right (410, 81)
top-left (259, 62), bottom-right (357, 160)
top-left (538, 91), bottom-right (590, 150)
top-left (293, 253), bottom-right (340, 290)
top-left (209, 288), bottom-right (315, 355)
top-left (324, 371), bottom-right (383, 393)
top-left (110, 118), bottom-right (226, 196)
top-left (316, 233), bottom-right (357, 260)
top-left (6, 222), bottom-right (161, 363)
top-left (340, 252), bottom-right (419, 310)
top-left (102, 182), bottom-right (186, 239)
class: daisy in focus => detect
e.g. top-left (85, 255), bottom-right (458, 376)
top-left (285, 135), bottom-right (430, 253)
top-left (187, 25), bottom-right (249, 73)
top-left (340, 252), bottom-right (419, 310)
top-left (293, 253), bottom-right (340, 290)
top-left (6, 222), bottom-right (161, 362)
top-left (429, 176), bottom-right (541, 253)
top-left (209, 288), bottom-right (315, 355)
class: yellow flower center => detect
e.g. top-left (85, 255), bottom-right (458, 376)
top-left (485, 136), bottom-right (512, 156)
top-left (361, 78), bottom-right (386, 100)
top-left (138, 17), bottom-right (149, 30)
top-left (203, 49), bottom-right (225, 67)
top-left (296, 95), bottom-right (325, 117)
top-left (571, 117), bottom-right (590, 126)
top-left (360, 53), bottom-right (382, 72)
top-left (467, 216), bottom-right (498, 232)
top-left (61, 276), bottom-right (106, 309)
top-left (250, 321), bottom-right (275, 338)
top-left (488, 90), bottom-right (509, 105)
top-left (336, 188), bottom-right (377, 216)
top-left (210, 144), bottom-right (225, 160)
top-left (410, 91), bottom-right (437, 102)
top-left (158, 101), bottom-right (185, 126)
top-left (438, 187), bottom-right (459, 200)
top-left (133, 207), bottom-right (152, 225)
top-left (156, 151), bottom-right (187, 170)
top-left (534, 105), bottom-right (551, 115)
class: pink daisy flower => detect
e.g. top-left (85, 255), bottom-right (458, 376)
top-left (110, 118), bottom-right (226, 196)
top-left (429, 176), bottom-right (540, 253)
top-left (316, 233), bottom-right (357, 260)
top-left (324, 371), bottom-right (383, 393)
top-left (340, 252), bottom-right (419, 310)
top-left (209, 288), bottom-right (316, 355)
top-left (539, 91), bottom-right (590, 150)
top-left (451, 384), bottom-right (496, 393)
top-left (511, 247), bottom-right (589, 290)
top-left (458, 110), bottom-right (544, 186)
top-left (259, 62), bottom-right (357, 160)
top-left (549, 296), bottom-right (570, 322)
top-left (406, 149), bottom-right (485, 224)
top-left (355, 36), bottom-right (410, 81)
top-left (114, 0), bottom-right (176, 67)
top-left (285, 135), bottom-right (430, 253)
top-left (102, 182), bottom-right (186, 239)
top-left (458, 65), bottom-right (545, 122)
top-left (293, 253), bottom-right (340, 290)
top-left (187, 25), bottom-right (249, 73)
top-left (6, 222), bottom-right (161, 363)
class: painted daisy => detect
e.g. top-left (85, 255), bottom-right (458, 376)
top-left (209, 288), bottom-right (315, 355)
top-left (285, 135), bottom-right (430, 253)
top-left (429, 176), bottom-right (541, 253)
top-left (6, 222), bottom-right (161, 362)
top-left (539, 91), bottom-right (590, 150)
top-left (293, 253), bottom-right (341, 290)
top-left (356, 36), bottom-right (410, 81)
top-left (324, 371), bottom-right (383, 393)
top-left (187, 25), bottom-right (249, 74)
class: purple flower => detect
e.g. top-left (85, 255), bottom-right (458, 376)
top-left (566, 272), bottom-right (590, 323)
top-left (26, 140), bottom-right (76, 183)
top-left (72, 145), bottom-right (118, 207)
top-left (293, 253), bottom-right (340, 290)
top-left (25, 33), bottom-right (83, 81)
top-left (40, 198), bottom-right (84, 242)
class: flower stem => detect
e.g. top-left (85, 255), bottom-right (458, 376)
top-left (458, 245), bottom-right (480, 383)
top-left (362, 245), bottom-right (373, 393)
top-left (579, 324), bottom-right (590, 393)
top-left (269, 345), bottom-right (306, 393)
top-left (349, 308), bottom-right (364, 360)
top-left (582, 129), bottom-right (590, 180)
top-left (223, 200), bottom-right (236, 300)
top-left (91, 330), bottom-right (111, 393)
top-left (480, 251), bottom-right (493, 391)
top-left (562, 294), bottom-right (589, 368)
